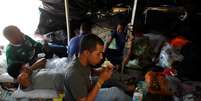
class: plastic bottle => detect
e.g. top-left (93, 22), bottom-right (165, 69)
top-left (132, 87), bottom-right (143, 101)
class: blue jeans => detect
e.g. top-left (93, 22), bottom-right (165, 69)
top-left (95, 87), bottom-right (132, 101)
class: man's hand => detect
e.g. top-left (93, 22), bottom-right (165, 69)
top-left (99, 61), bottom-right (113, 82)
top-left (17, 72), bottom-right (31, 88)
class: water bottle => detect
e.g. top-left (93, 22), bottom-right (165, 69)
top-left (132, 87), bottom-right (143, 101)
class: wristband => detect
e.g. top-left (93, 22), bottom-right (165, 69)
top-left (98, 79), bottom-right (104, 85)
top-left (97, 81), bottom-right (102, 89)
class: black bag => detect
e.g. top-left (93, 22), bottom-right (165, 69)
top-left (36, 8), bottom-right (66, 35)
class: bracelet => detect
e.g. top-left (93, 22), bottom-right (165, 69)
top-left (98, 79), bottom-right (104, 85)
top-left (97, 81), bottom-right (102, 89)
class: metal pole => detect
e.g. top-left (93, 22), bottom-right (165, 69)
top-left (64, 0), bottom-right (70, 45)
top-left (121, 0), bottom-right (138, 77)
top-left (131, 0), bottom-right (138, 25)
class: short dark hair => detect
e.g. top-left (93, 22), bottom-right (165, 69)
top-left (7, 62), bottom-right (24, 79)
top-left (3, 25), bottom-right (21, 37)
top-left (79, 34), bottom-right (104, 53)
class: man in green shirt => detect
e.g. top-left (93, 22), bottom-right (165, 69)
top-left (3, 25), bottom-right (46, 78)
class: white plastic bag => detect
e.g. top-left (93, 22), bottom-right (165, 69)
top-left (159, 43), bottom-right (183, 68)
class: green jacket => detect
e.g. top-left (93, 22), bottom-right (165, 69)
top-left (6, 35), bottom-right (43, 66)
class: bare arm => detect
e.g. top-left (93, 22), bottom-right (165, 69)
top-left (29, 58), bottom-right (46, 70)
top-left (104, 35), bottom-right (113, 52)
top-left (78, 79), bottom-right (104, 101)
top-left (122, 47), bottom-right (132, 66)
top-left (78, 64), bottom-right (113, 101)
top-left (122, 35), bottom-right (134, 66)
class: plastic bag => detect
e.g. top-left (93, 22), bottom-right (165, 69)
top-left (159, 43), bottom-right (183, 68)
